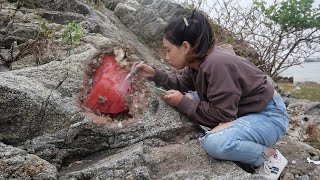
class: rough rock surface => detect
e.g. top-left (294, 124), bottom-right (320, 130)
top-left (0, 142), bottom-right (58, 180)
top-left (113, 0), bottom-right (190, 40)
top-left (0, 0), bottom-right (320, 180)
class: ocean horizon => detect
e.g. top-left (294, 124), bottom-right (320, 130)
top-left (280, 61), bottom-right (320, 83)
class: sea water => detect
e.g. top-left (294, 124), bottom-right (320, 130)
top-left (280, 62), bottom-right (320, 83)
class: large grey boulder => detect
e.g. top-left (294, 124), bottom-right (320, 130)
top-left (37, 10), bottom-right (85, 24)
top-left (23, 96), bottom-right (200, 169)
top-left (1, 0), bottom-right (320, 179)
top-left (0, 44), bottom-right (99, 145)
top-left (0, 142), bottom-right (58, 180)
top-left (58, 140), bottom-right (255, 179)
top-left (11, 0), bottom-right (91, 15)
top-left (113, 0), bottom-right (190, 41)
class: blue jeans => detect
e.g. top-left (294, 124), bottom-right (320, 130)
top-left (199, 94), bottom-right (288, 167)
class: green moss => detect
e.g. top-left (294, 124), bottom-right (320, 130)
top-left (278, 82), bottom-right (320, 102)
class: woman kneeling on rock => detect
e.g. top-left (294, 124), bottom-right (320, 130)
top-left (137, 10), bottom-right (288, 180)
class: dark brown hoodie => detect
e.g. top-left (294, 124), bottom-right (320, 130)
top-left (151, 47), bottom-right (274, 128)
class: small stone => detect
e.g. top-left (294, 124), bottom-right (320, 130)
top-left (311, 156), bottom-right (319, 161)
top-left (133, 166), bottom-right (150, 179)
top-left (114, 48), bottom-right (125, 62)
top-left (114, 170), bottom-right (125, 178)
top-left (302, 117), bottom-right (308, 122)
top-left (117, 122), bottom-right (123, 128)
top-left (292, 160), bottom-right (297, 164)
top-left (283, 172), bottom-right (295, 180)
top-left (128, 54), bottom-right (140, 61)
top-left (293, 86), bottom-right (301, 91)
top-left (299, 175), bottom-right (310, 180)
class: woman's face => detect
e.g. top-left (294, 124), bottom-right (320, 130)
top-left (163, 37), bottom-right (190, 70)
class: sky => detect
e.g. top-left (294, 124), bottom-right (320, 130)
top-left (239, 0), bottom-right (320, 7)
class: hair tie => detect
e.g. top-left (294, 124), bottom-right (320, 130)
top-left (183, 17), bottom-right (189, 27)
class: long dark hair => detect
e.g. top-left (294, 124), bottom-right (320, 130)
top-left (163, 10), bottom-right (215, 63)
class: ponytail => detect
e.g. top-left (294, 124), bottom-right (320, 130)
top-left (163, 10), bottom-right (215, 62)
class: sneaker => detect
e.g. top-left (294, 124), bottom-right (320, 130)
top-left (255, 149), bottom-right (288, 180)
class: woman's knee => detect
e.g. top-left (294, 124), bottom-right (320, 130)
top-left (201, 133), bottom-right (235, 159)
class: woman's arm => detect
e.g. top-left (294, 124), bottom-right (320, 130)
top-left (178, 64), bottom-right (242, 127)
top-left (177, 92), bottom-right (240, 127)
top-left (150, 67), bottom-right (195, 92)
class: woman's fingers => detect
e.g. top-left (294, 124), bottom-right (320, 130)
top-left (162, 90), bottom-right (184, 107)
top-left (164, 90), bottom-right (175, 99)
top-left (136, 64), bottom-right (155, 78)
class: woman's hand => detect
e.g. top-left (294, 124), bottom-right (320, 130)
top-left (163, 90), bottom-right (184, 107)
top-left (136, 63), bottom-right (156, 79)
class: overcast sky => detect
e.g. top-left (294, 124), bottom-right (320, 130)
top-left (228, 0), bottom-right (319, 7)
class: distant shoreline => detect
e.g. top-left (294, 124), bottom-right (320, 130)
top-left (304, 58), bottom-right (320, 63)
top-left (280, 61), bottom-right (320, 83)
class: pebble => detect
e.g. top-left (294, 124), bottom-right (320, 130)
top-left (299, 175), bottom-right (310, 180)
top-left (311, 156), bottom-right (319, 161)
top-left (283, 172), bottom-right (295, 180)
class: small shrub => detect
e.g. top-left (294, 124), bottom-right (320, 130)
top-left (62, 20), bottom-right (84, 56)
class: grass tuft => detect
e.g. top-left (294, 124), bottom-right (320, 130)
top-left (277, 82), bottom-right (320, 102)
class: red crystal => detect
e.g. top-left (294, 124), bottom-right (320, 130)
top-left (84, 54), bottom-right (131, 114)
